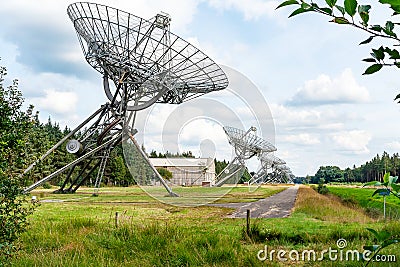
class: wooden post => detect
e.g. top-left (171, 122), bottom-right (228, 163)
top-left (246, 209), bottom-right (250, 236)
top-left (115, 212), bottom-right (119, 228)
top-left (383, 196), bottom-right (386, 220)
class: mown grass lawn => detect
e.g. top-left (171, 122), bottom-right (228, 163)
top-left (9, 185), bottom-right (400, 266)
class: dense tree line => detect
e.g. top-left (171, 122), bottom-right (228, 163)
top-left (305, 152), bottom-right (400, 184)
top-left (16, 116), bottom-right (135, 188)
top-left (0, 67), bottom-right (133, 188)
top-left (148, 150), bottom-right (195, 158)
top-left (6, 75), bottom-right (400, 187)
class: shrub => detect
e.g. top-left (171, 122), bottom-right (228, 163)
top-left (0, 176), bottom-right (36, 263)
top-left (156, 168), bottom-right (172, 180)
top-left (317, 184), bottom-right (329, 195)
top-left (42, 182), bottom-right (52, 189)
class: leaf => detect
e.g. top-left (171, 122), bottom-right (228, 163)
top-left (358, 5), bottom-right (371, 26)
top-left (335, 5), bottom-right (345, 15)
top-left (363, 181), bottom-right (381, 186)
top-left (391, 183), bottom-right (400, 192)
top-left (366, 228), bottom-right (380, 240)
top-left (363, 64), bottom-right (383, 75)
top-left (383, 28), bottom-right (397, 37)
top-left (362, 58), bottom-right (376, 62)
top-left (325, 0), bottom-right (337, 8)
top-left (276, 0), bottom-right (299, 9)
top-left (301, 2), bottom-right (313, 10)
top-left (383, 172), bottom-right (390, 183)
top-left (379, 0), bottom-right (400, 13)
top-left (358, 5), bottom-right (371, 14)
top-left (384, 47), bottom-right (400, 59)
top-left (359, 13), bottom-right (369, 26)
top-left (331, 17), bottom-right (349, 24)
top-left (366, 229), bottom-right (391, 242)
top-left (386, 21), bottom-right (395, 31)
top-left (320, 7), bottom-right (333, 15)
top-left (372, 47), bottom-right (385, 60)
top-left (377, 231), bottom-right (391, 242)
top-left (344, 0), bottom-right (357, 17)
top-left (288, 7), bottom-right (313, 17)
top-left (388, 175), bottom-right (397, 185)
top-left (371, 188), bottom-right (390, 197)
top-left (370, 25), bottom-right (382, 32)
top-left (363, 245), bottom-right (380, 251)
top-left (359, 36), bottom-right (373, 45)
top-left (381, 239), bottom-right (399, 249)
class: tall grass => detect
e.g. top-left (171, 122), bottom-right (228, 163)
top-left (328, 186), bottom-right (400, 220)
top-left (294, 186), bottom-right (372, 223)
top-left (9, 185), bottom-right (400, 266)
top-left (13, 217), bottom-right (257, 266)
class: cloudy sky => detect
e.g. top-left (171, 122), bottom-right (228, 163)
top-left (1, 0), bottom-right (400, 177)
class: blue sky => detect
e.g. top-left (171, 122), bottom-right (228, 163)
top-left (1, 0), bottom-right (400, 176)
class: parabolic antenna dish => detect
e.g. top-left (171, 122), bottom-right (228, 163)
top-left (67, 2), bottom-right (228, 111)
top-left (276, 165), bottom-right (290, 172)
top-left (259, 153), bottom-right (285, 168)
top-left (214, 126), bottom-right (276, 187)
top-left (223, 126), bottom-right (276, 159)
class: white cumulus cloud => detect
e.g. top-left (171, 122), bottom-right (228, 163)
top-left (31, 89), bottom-right (78, 115)
top-left (331, 130), bottom-right (371, 154)
top-left (207, 0), bottom-right (280, 20)
top-left (288, 68), bottom-right (370, 106)
top-left (385, 141), bottom-right (400, 150)
top-left (283, 133), bottom-right (320, 145)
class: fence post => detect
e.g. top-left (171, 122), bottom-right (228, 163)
top-left (246, 209), bottom-right (250, 236)
top-left (115, 212), bottom-right (119, 228)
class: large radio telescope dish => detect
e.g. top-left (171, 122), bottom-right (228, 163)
top-left (248, 153), bottom-right (286, 185)
top-left (67, 2), bottom-right (228, 111)
top-left (214, 126), bottom-right (276, 187)
top-left (22, 2), bottom-right (228, 196)
top-left (223, 126), bottom-right (276, 160)
top-left (259, 154), bottom-right (286, 169)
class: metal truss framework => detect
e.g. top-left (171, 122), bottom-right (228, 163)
top-left (22, 2), bottom-right (228, 195)
top-left (214, 126), bottom-right (276, 187)
top-left (249, 152), bottom-right (295, 185)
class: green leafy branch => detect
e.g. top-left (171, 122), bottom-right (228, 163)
top-left (277, 0), bottom-right (400, 100)
top-left (363, 172), bottom-right (400, 200)
top-left (362, 172), bottom-right (399, 266)
top-left (363, 228), bottom-right (399, 267)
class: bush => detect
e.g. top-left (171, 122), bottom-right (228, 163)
top-left (156, 168), bottom-right (172, 180)
top-left (0, 62), bottom-right (37, 264)
top-left (310, 185), bottom-right (317, 191)
top-left (0, 176), bottom-right (36, 263)
top-left (310, 183), bottom-right (329, 195)
top-left (42, 182), bottom-right (52, 189)
top-left (317, 184), bottom-right (329, 195)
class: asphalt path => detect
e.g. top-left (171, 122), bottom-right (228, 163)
top-left (210, 184), bottom-right (299, 218)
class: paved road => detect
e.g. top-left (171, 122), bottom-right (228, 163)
top-left (210, 184), bottom-right (299, 218)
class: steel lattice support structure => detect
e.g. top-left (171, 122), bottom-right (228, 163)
top-left (248, 153), bottom-right (286, 185)
top-left (214, 126), bottom-right (276, 187)
top-left (266, 164), bottom-right (294, 184)
top-left (22, 2), bottom-right (228, 195)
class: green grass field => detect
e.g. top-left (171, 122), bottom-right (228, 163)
top-left (328, 186), bottom-right (400, 220)
top-left (8, 185), bottom-right (400, 266)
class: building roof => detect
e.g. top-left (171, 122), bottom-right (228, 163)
top-left (149, 157), bottom-right (214, 168)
